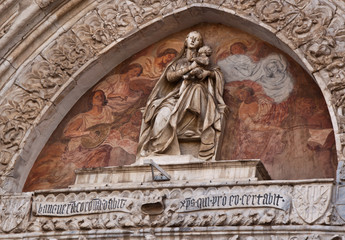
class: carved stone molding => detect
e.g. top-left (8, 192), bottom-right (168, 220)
top-left (0, 193), bottom-right (32, 233)
top-left (34, 0), bottom-right (57, 9)
top-left (292, 184), bottom-right (332, 224)
top-left (0, 6), bottom-right (18, 39)
top-left (0, 182), bottom-right (339, 239)
top-left (0, 85), bottom-right (45, 172)
top-left (6, 183), bottom-right (329, 233)
top-left (334, 185), bottom-right (345, 224)
top-left (0, 0), bottom-right (345, 191)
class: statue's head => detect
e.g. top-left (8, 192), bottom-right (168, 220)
top-left (185, 31), bottom-right (203, 49)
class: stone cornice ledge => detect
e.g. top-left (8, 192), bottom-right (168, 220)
top-left (0, 224), bottom-right (343, 239)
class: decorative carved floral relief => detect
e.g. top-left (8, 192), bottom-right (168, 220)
top-left (253, 0), bottom-right (300, 31)
top-left (320, 13), bottom-right (345, 132)
top-left (0, 119), bottom-right (26, 173)
top-left (0, 89), bottom-right (40, 124)
top-left (222, 0), bottom-right (259, 11)
top-left (123, 0), bottom-right (185, 25)
top-left (326, 61), bottom-right (345, 136)
top-left (0, 120), bottom-right (27, 147)
top-left (0, 86), bottom-right (44, 162)
top-left (255, 0), bottom-right (284, 23)
top-left (304, 35), bottom-right (336, 70)
top-left (285, 0), bottom-right (336, 48)
top-left (126, 0), bottom-right (161, 24)
top-left (72, 11), bottom-right (111, 49)
top-left (327, 80), bottom-right (345, 120)
top-left (160, 0), bottom-right (187, 15)
top-left (96, 0), bottom-right (137, 42)
top-left (326, 14), bottom-right (345, 48)
top-left (301, 11), bottom-right (345, 72)
top-left (284, 0), bottom-right (310, 9)
top-left (41, 31), bottom-right (93, 77)
top-left (15, 56), bottom-right (66, 100)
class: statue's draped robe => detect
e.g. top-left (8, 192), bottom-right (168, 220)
top-left (137, 53), bottom-right (225, 160)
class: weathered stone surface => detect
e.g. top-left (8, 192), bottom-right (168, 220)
top-left (0, 178), bottom-right (339, 238)
top-left (74, 159), bottom-right (270, 187)
top-left (0, 0), bottom-right (43, 59)
top-left (0, 193), bottom-right (32, 233)
top-left (292, 184), bottom-right (332, 224)
top-left (0, 3), bottom-right (344, 237)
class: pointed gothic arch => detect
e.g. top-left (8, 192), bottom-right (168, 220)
top-left (1, 2), bottom-right (344, 192)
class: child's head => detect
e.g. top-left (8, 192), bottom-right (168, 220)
top-left (198, 45), bottom-right (212, 56)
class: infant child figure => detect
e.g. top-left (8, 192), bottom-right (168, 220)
top-left (184, 45), bottom-right (212, 80)
top-left (180, 45), bottom-right (212, 95)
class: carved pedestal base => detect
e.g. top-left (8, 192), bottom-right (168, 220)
top-left (73, 159), bottom-right (270, 187)
top-left (0, 168), bottom-right (336, 239)
top-left (135, 154), bottom-right (203, 165)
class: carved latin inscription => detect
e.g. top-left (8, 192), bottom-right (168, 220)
top-left (33, 196), bottom-right (132, 217)
top-left (178, 192), bottom-right (291, 212)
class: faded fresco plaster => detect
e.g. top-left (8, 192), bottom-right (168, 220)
top-left (23, 24), bottom-right (336, 191)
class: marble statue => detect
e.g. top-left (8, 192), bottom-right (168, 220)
top-left (137, 31), bottom-right (226, 161)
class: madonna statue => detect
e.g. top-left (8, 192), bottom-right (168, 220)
top-left (137, 31), bottom-right (225, 161)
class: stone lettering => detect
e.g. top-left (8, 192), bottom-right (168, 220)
top-left (178, 192), bottom-right (291, 212)
top-left (34, 196), bottom-right (131, 217)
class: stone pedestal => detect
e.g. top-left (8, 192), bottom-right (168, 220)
top-left (0, 157), bottom-right (336, 239)
top-left (73, 159), bottom-right (270, 187)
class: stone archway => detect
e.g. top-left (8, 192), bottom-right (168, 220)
top-left (1, 1), bottom-right (345, 193)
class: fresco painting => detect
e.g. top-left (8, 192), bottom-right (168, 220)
top-left (23, 24), bottom-right (336, 191)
